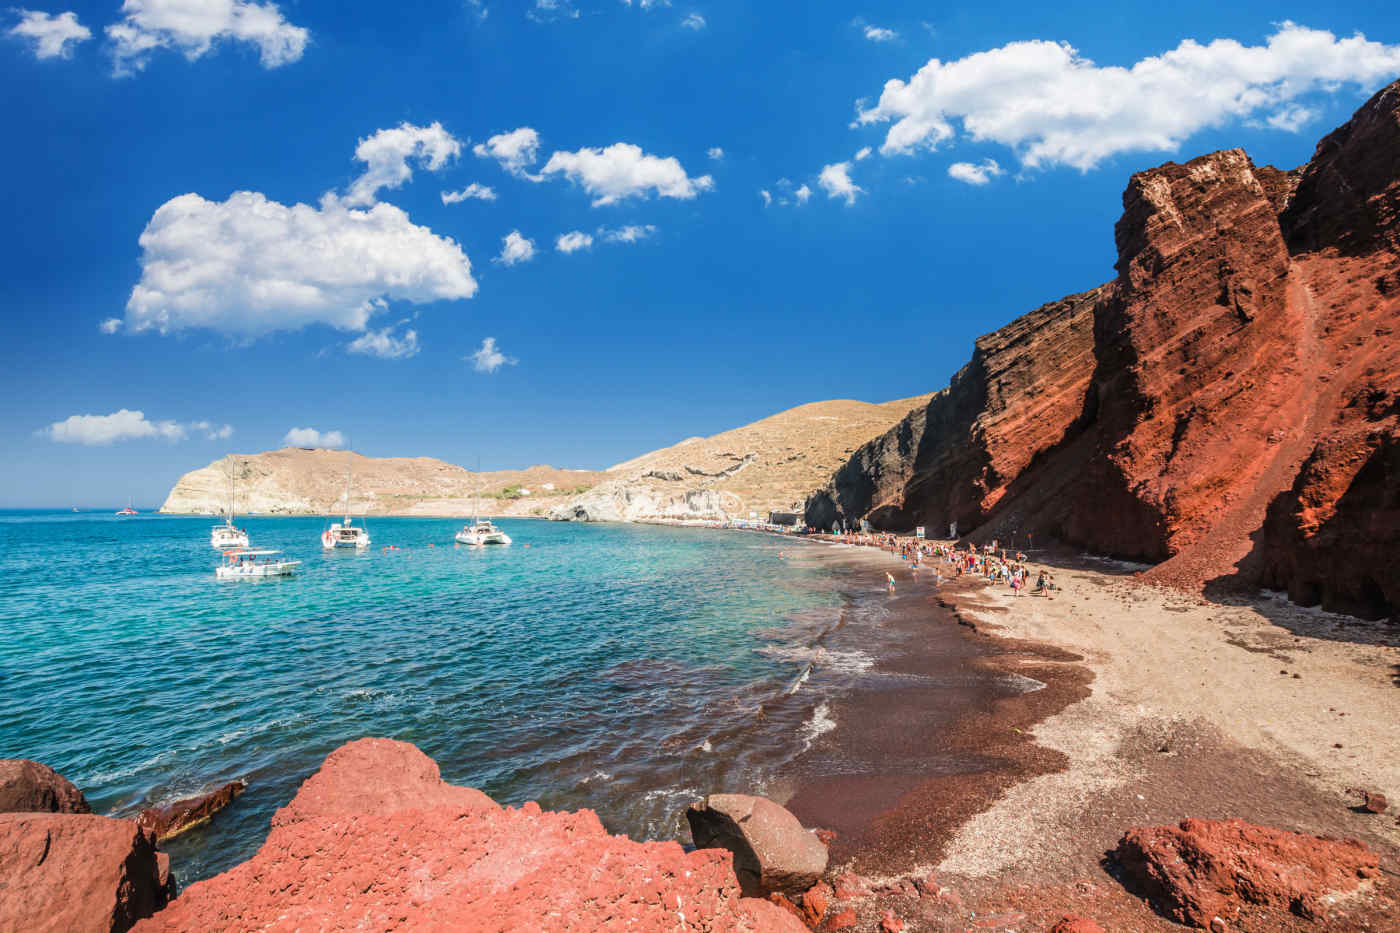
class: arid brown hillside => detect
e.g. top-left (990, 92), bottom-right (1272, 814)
top-left (808, 79), bottom-right (1400, 620)
top-left (160, 448), bottom-right (607, 517)
top-left (550, 396), bottom-right (932, 522)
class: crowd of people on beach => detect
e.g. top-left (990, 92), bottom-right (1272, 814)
top-left (829, 530), bottom-right (1060, 598)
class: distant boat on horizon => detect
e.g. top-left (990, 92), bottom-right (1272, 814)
top-left (116, 498), bottom-right (137, 516)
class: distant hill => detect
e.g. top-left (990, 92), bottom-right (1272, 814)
top-left (159, 448), bottom-right (607, 518)
top-left (548, 396), bottom-right (933, 522)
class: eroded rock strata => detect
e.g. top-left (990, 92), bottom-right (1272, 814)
top-left (807, 79), bottom-right (1400, 619)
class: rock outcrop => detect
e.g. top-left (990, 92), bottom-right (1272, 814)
top-left (551, 397), bottom-right (931, 524)
top-left (0, 758), bottom-right (91, 814)
top-left (686, 793), bottom-right (829, 897)
top-left (160, 448), bottom-right (608, 518)
top-left (0, 812), bottom-right (171, 933)
top-left (135, 738), bottom-right (805, 932)
top-left (1114, 818), bottom-right (1381, 928)
top-left (807, 79), bottom-right (1400, 619)
top-left (136, 780), bottom-right (245, 843)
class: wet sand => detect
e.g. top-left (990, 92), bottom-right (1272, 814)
top-left (774, 537), bottom-right (1400, 931)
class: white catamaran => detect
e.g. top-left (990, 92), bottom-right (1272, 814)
top-left (210, 456), bottom-right (250, 550)
top-left (455, 467), bottom-right (511, 546)
top-left (322, 457), bottom-right (370, 549)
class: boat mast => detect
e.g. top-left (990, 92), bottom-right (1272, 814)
top-left (343, 455), bottom-right (352, 525)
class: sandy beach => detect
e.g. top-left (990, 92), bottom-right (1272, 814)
top-left (784, 535), bottom-right (1400, 931)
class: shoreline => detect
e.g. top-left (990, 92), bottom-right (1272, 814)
top-left (782, 533), bottom-right (1400, 929)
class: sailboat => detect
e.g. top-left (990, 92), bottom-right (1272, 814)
top-left (210, 456), bottom-right (250, 550)
top-left (455, 463), bottom-right (511, 546)
top-left (116, 498), bottom-right (137, 516)
top-left (321, 455), bottom-right (370, 549)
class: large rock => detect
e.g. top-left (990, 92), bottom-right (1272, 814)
top-left (805, 79), bottom-right (1400, 618)
top-left (0, 759), bottom-right (91, 814)
top-left (0, 812), bottom-right (170, 933)
top-left (686, 793), bottom-right (828, 897)
top-left (1115, 817), bottom-right (1381, 927)
top-left (135, 738), bottom-right (805, 932)
top-left (136, 780), bottom-right (246, 842)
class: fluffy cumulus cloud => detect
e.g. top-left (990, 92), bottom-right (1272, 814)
top-left (495, 230), bottom-right (536, 265)
top-left (284, 427), bottom-right (344, 448)
top-left (107, 0), bottom-right (309, 76)
top-left (795, 184), bottom-right (812, 204)
top-left (681, 13), bottom-right (705, 30)
top-left (539, 143), bottom-right (713, 206)
top-left (191, 420), bottom-right (234, 440)
top-left (857, 22), bottom-right (1400, 171)
top-left (122, 191), bottom-right (477, 339)
top-left (863, 25), bottom-right (896, 42)
top-left (556, 231), bottom-right (593, 253)
top-left (347, 325), bottom-right (420, 359)
top-left (441, 183), bottom-right (496, 204)
top-left (470, 337), bottom-right (516, 373)
top-left (818, 162), bottom-right (862, 204)
top-left (947, 158), bottom-right (1003, 185)
top-left (99, 317), bottom-right (123, 334)
top-left (345, 122), bottom-right (462, 207)
top-left (8, 9), bottom-right (91, 59)
top-left (707, 146), bottom-right (724, 160)
top-left (41, 409), bottom-right (189, 445)
top-left (473, 127), bottom-right (541, 176)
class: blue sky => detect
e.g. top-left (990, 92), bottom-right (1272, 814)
top-left (3, 0), bottom-right (1398, 507)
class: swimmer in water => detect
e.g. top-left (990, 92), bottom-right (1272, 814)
top-left (886, 571), bottom-right (895, 592)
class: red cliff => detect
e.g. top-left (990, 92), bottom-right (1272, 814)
top-left (808, 79), bottom-right (1400, 619)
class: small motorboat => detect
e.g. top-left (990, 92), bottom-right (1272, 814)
top-left (455, 519), bottom-right (511, 546)
top-left (216, 548), bottom-right (300, 580)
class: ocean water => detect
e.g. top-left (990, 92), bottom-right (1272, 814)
top-left (0, 510), bottom-right (898, 885)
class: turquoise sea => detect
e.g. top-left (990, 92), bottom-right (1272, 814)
top-left (0, 510), bottom-right (893, 885)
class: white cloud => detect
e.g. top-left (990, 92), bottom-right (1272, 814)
top-left (947, 158), bottom-right (1003, 185)
top-left (41, 409), bottom-right (187, 445)
top-left (795, 184), bottom-right (812, 204)
top-left (345, 122), bottom-right (462, 207)
top-left (284, 427), bottom-right (344, 448)
top-left (527, 0), bottom-right (578, 23)
top-left (818, 162), bottom-right (862, 204)
top-left (495, 230), bottom-right (536, 265)
top-left (863, 25), bottom-right (897, 42)
top-left (556, 231), bottom-right (593, 253)
top-left (707, 146), bottom-right (724, 160)
top-left (8, 10), bottom-right (91, 59)
top-left (473, 127), bottom-right (541, 176)
top-left (1264, 103), bottom-right (1318, 132)
top-left (470, 337), bottom-right (516, 373)
top-left (122, 191), bottom-right (477, 339)
top-left (539, 143), bottom-right (714, 206)
top-left (599, 224), bottom-right (656, 243)
top-left (347, 326), bottom-right (420, 359)
top-left (854, 146), bottom-right (872, 161)
top-left (107, 0), bottom-right (308, 76)
top-left (620, 0), bottom-right (670, 7)
top-left (441, 183), bottom-right (497, 204)
top-left (99, 317), bottom-right (123, 334)
top-left (681, 12), bottom-right (705, 30)
top-left (190, 420), bottom-right (234, 440)
top-left (759, 189), bottom-right (772, 206)
top-left (858, 22), bottom-right (1400, 171)
top-left (466, 0), bottom-right (488, 20)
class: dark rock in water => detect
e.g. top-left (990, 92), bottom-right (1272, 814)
top-left (0, 759), bottom-right (91, 813)
top-left (0, 812), bottom-right (170, 932)
top-left (686, 793), bottom-right (828, 897)
top-left (1115, 817), bottom-right (1380, 927)
top-left (136, 780), bottom-right (246, 842)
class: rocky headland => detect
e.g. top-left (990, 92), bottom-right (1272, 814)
top-left (805, 79), bottom-right (1400, 621)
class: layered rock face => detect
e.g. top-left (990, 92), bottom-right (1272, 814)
top-left (808, 80), bottom-right (1400, 618)
top-left (135, 738), bottom-right (805, 932)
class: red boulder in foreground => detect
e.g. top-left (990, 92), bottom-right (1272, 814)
top-left (0, 758), bottom-right (91, 813)
top-left (1115, 817), bottom-right (1381, 928)
top-left (0, 812), bottom-right (170, 933)
top-left (134, 738), bottom-right (805, 932)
